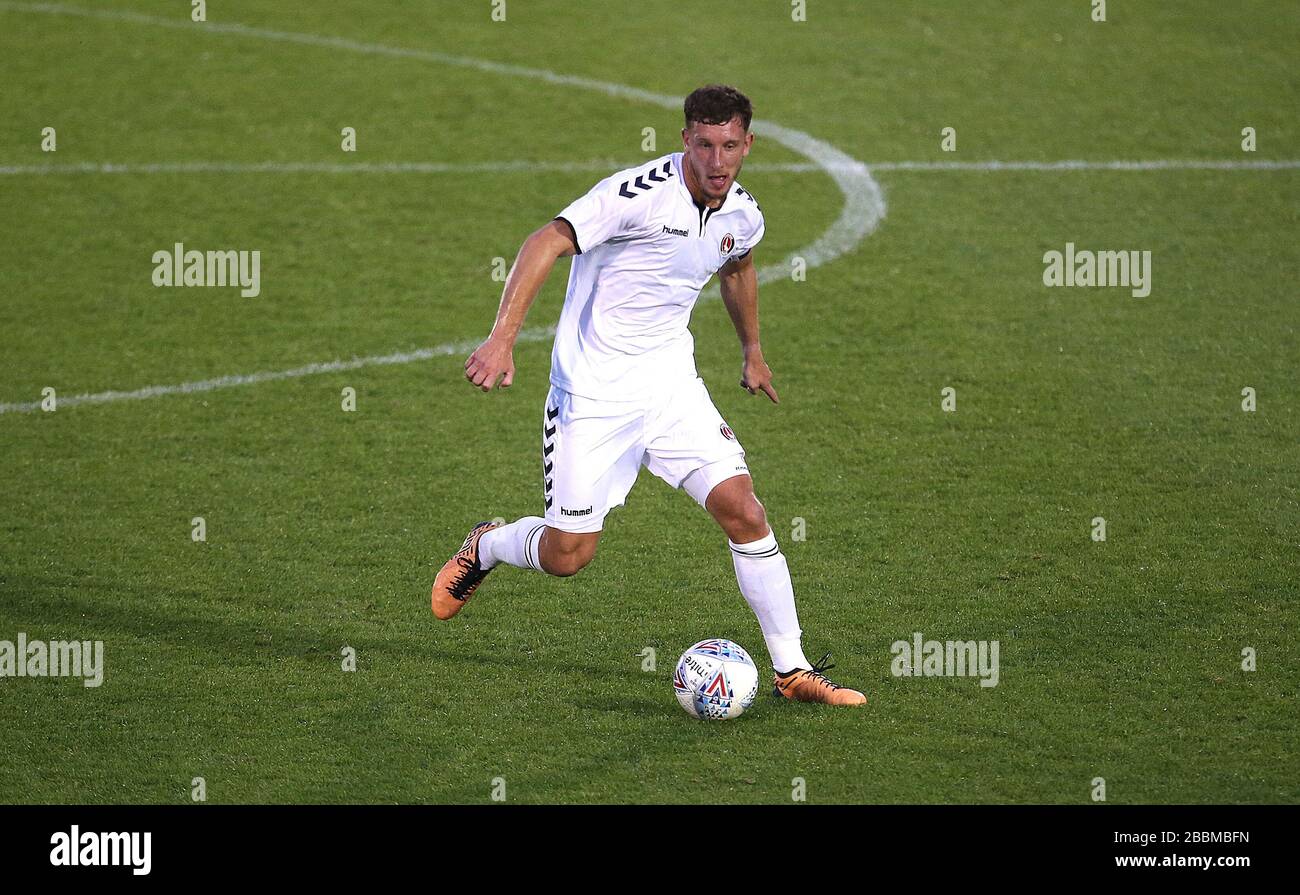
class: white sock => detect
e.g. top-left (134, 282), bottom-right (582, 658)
top-left (729, 529), bottom-right (811, 673)
top-left (478, 516), bottom-right (547, 572)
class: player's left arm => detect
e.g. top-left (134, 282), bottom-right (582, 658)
top-left (718, 250), bottom-right (779, 404)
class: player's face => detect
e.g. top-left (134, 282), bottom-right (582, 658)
top-left (681, 117), bottom-right (753, 204)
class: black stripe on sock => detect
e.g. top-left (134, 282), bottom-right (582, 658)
top-left (730, 544), bottom-right (780, 559)
top-left (525, 524), bottom-right (546, 571)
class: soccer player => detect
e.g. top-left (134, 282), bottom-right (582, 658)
top-left (432, 85), bottom-right (864, 706)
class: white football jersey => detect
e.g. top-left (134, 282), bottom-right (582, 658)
top-left (550, 151), bottom-right (766, 403)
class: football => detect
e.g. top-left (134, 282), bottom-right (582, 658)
top-left (673, 639), bottom-right (760, 720)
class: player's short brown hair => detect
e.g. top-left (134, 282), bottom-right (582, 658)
top-left (683, 85), bottom-right (753, 132)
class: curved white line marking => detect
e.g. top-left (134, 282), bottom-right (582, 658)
top-left (0, 332), bottom-right (559, 414)
top-left (0, 1), bottom-right (884, 414)
top-left (5, 158), bottom-right (1297, 177)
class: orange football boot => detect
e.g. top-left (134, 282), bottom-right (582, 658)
top-left (773, 652), bottom-right (867, 706)
top-left (431, 521), bottom-right (500, 620)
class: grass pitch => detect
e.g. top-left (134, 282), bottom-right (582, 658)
top-left (0, 0), bottom-right (1296, 803)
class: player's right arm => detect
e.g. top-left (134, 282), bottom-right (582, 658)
top-left (466, 169), bottom-right (648, 392)
top-left (464, 218), bottom-right (578, 392)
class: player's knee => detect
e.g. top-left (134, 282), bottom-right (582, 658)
top-left (544, 551), bottom-right (593, 577)
top-left (540, 534), bottom-right (598, 577)
top-left (722, 495), bottom-right (768, 542)
top-left (739, 497), bottom-right (769, 538)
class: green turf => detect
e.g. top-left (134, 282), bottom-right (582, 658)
top-left (0, 0), bottom-right (1296, 804)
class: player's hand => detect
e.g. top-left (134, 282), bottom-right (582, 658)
top-left (464, 336), bottom-right (516, 392)
top-left (740, 353), bottom-right (779, 404)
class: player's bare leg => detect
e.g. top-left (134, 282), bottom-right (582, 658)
top-left (431, 520), bottom-right (600, 619)
top-left (536, 527), bottom-right (600, 577)
top-left (705, 473), bottom-right (866, 706)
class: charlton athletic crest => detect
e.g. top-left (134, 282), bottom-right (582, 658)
top-left (720, 233), bottom-right (735, 253)
top-left (720, 424), bottom-right (735, 441)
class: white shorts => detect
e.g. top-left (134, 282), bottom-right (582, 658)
top-left (542, 376), bottom-right (749, 533)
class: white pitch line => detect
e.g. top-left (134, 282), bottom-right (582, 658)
top-left (6, 159), bottom-right (1295, 177)
top-left (0, 160), bottom-right (639, 176)
top-left (1, 8), bottom-right (1291, 418)
top-left (0, 329), bottom-right (559, 414)
top-left (0, 7), bottom-right (1290, 418)
top-left (0, 2), bottom-right (886, 416)
top-left (0, 159), bottom-right (883, 177)
top-left (0, 0), bottom-right (887, 276)
top-left (865, 159), bottom-right (1300, 172)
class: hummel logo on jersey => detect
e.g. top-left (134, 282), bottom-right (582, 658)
top-left (617, 160), bottom-right (674, 199)
top-left (549, 151), bottom-right (765, 402)
top-left (560, 505), bottom-right (593, 517)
